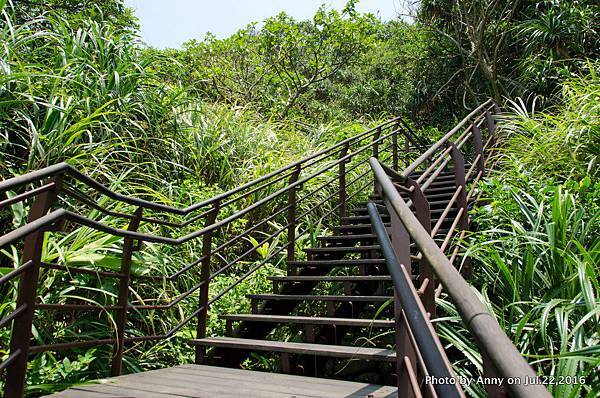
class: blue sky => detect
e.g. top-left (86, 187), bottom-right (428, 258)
top-left (124, 0), bottom-right (404, 49)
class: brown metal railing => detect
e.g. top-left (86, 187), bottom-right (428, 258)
top-left (370, 101), bottom-right (551, 398)
top-left (0, 117), bottom-right (423, 397)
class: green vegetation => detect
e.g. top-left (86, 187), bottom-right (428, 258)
top-left (439, 68), bottom-right (599, 397)
top-left (0, 0), bottom-right (598, 396)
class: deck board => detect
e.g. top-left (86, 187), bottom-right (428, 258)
top-left (45, 364), bottom-right (397, 398)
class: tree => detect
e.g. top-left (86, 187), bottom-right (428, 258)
top-left (259, 7), bottom-right (377, 118)
top-left (173, 6), bottom-right (378, 119)
top-left (412, 0), bottom-right (599, 110)
top-left (10, 0), bottom-right (138, 31)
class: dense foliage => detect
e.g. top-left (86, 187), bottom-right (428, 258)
top-left (0, 0), bottom-right (598, 396)
top-left (438, 69), bottom-right (600, 397)
top-left (415, 0), bottom-right (600, 124)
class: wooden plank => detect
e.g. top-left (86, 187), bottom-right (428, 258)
top-left (69, 374), bottom-right (316, 398)
top-left (69, 383), bottom-right (245, 398)
top-left (317, 234), bottom-right (378, 241)
top-left (47, 365), bottom-right (397, 398)
top-left (247, 294), bottom-right (392, 302)
top-left (268, 275), bottom-right (391, 282)
top-left (304, 244), bottom-right (381, 252)
top-left (288, 259), bottom-right (386, 266)
top-left (220, 314), bottom-right (394, 327)
top-left (171, 365), bottom-right (397, 396)
top-left (128, 367), bottom-right (378, 397)
top-left (47, 389), bottom-right (119, 398)
top-left (190, 337), bottom-right (396, 362)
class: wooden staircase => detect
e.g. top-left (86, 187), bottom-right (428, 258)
top-left (190, 170), bottom-right (460, 385)
top-left (4, 101), bottom-right (550, 398)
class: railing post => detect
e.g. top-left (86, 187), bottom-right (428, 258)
top-left (373, 126), bottom-right (381, 160)
top-left (382, 192), bottom-right (416, 398)
top-left (449, 142), bottom-right (468, 231)
top-left (338, 143), bottom-right (350, 221)
top-left (372, 127), bottom-right (381, 192)
top-left (471, 123), bottom-right (485, 175)
top-left (195, 200), bottom-right (220, 364)
top-left (406, 178), bottom-right (435, 318)
top-left (404, 132), bottom-right (410, 167)
top-left (486, 110), bottom-right (496, 137)
top-left (376, 182), bottom-right (416, 397)
top-left (392, 124), bottom-right (399, 171)
top-left (4, 175), bottom-right (62, 398)
top-left (483, 352), bottom-right (508, 398)
top-left (449, 141), bottom-right (470, 277)
top-left (110, 207), bottom-right (143, 376)
top-left (287, 165), bottom-right (301, 273)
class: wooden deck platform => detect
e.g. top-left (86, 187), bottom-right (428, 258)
top-left (46, 364), bottom-right (397, 398)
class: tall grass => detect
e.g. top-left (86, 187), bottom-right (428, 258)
top-left (496, 63), bottom-right (599, 183)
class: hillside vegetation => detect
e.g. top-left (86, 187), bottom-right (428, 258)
top-left (0, 0), bottom-right (598, 396)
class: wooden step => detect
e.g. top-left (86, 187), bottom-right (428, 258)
top-left (317, 233), bottom-right (379, 242)
top-left (304, 245), bottom-right (381, 254)
top-left (334, 223), bottom-right (389, 232)
top-left (340, 215), bottom-right (388, 224)
top-left (220, 314), bottom-right (394, 328)
top-left (190, 337), bottom-right (396, 362)
top-left (412, 170), bottom-right (455, 178)
top-left (268, 275), bottom-right (391, 283)
top-left (424, 191), bottom-right (458, 200)
top-left (247, 294), bottom-right (392, 302)
top-left (333, 222), bottom-right (390, 231)
top-left (288, 259), bottom-right (386, 267)
top-left (422, 185), bottom-right (457, 193)
top-left (350, 207), bottom-right (388, 215)
top-left (425, 179), bottom-right (457, 188)
top-left (50, 364), bottom-right (398, 398)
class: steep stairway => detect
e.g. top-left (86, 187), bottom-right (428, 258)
top-left (190, 168), bottom-right (463, 385)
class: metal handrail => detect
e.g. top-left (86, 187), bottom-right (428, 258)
top-left (370, 159), bottom-right (551, 397)
top-left (367, 202), bottom-right (463, 398)
top-left (0, 116), bottom-right (417, 397)
top-left (400, 100), bottom-right (493, 180)
top-left (0, 101), bottom-right (549, 397)
top-left (0, 118), bottom-right (403, 215)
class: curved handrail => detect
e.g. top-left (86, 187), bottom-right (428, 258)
top-left (0, 118), bottom-right (403, 216)
top-left (400, 99), bottom-right (493, 180)
top-left (0, 114), bottom-right (415, 393)
top-left (370, 157), bottom-right (551, 398)
top-left (0, 128), bottom-right (399, 251)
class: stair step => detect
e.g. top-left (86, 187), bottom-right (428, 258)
top-left (317, 233), bottom-right (379, 242)
top-left (350, 207), bottom-right (383, 214)
top-left (334, 223), bottom-right (388, 231)
top-left (288, 259), bottom-right (386, 267)
top-left (340, 215), bottom-right (388, 223)
top-left (425, 179), bottom-right (457, 188)
top-left (220, 314), bottom-right (394, 328)
top-left (412, 169), bottom-right (455, 177)
top-left (247, 294), bottom-right (392, 302)
top-left (190, 337), bottom-right (396, 362)
top-left (422, 185), bottom-right (457, 193)
top-left (423, 193), bottom-right (457, 202)
top-left (304, 245), bottom-right (381, 253)
top-left (350, 207), bottom-right (387, 215)
top-left (268, 275), bottom-right (392, 283)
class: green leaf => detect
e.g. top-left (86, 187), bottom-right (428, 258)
top-left (66, 253), bottom-right (149, 276)
top-left (5, 191), bottom-right (25, 228)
